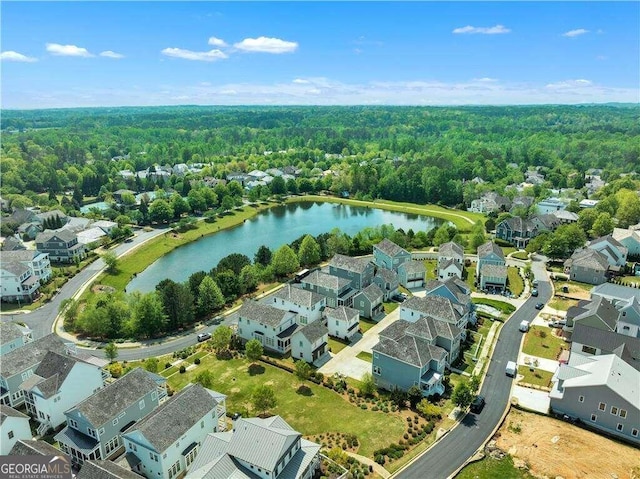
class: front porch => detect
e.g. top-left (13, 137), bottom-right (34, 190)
top-left (420, 370), bottom-right (445, 397)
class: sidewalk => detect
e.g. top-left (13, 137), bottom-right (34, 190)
top-left (517, 351), bottom-right (559, 373)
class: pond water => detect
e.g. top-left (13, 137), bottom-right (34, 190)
top-left (127, 201), bottom-right (446, 292)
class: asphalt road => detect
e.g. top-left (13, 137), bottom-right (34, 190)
top-left (396, 256), bottom-right (552, 479)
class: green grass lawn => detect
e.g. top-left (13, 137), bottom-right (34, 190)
top-left (472, 298), bottom-right (516, 315)
top-left (359, 319), bottom-right (376, 334)
top-left (423, 259), bottom-right (437, 281)
top-left (167, 356), bottom-right (405, 457)
top-left (522, 326), bottom-right (567, 360)
top-left (356, 351), bottom-right (372, 362)
top-left (554, 280), bottom-right (594, 298)
top-left (464, 263), bottom-right (477, 292)
top-left (511, 251), bottom-right (530, 260)
top-left (517, 366), bottom-right (554, 388)
top-left (548, 297), bottom-right (579, 312)
top-left (507, 266), bottom-right (524, 297)
top-left (456, 455), bottom-right (535, 479)
top-left (619, 275), bottom-right (640, 286)
top-left (328, 337), bottom-right (349, 354)
top-left (383, 302), bottom-right (399, 314)
top-left (501, 246), bottom-right (517, 257)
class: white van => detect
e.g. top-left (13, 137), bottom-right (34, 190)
top-left (505, 361), bottom-right (517, 377)
top-left (519, 320), bottom-right (530, 332)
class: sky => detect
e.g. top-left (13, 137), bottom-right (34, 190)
top-left (1, 1), bottom-right (639, 109)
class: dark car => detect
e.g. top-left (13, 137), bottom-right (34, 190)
top-left (197, 332), bottom-right (212, 342)
top-left (535, 302), bottom-right (544, 310)
top-left (470, 395), bottom-right (486, 414)
top-left (531, 288), bottom-right (539, 297)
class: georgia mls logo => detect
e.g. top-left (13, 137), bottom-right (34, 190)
top-left (0, 455), bottom-right (72, 479)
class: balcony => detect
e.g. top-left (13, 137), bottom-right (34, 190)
top-left (420, 370), bottom-right (445, 397)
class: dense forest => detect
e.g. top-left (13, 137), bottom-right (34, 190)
top-left (1, 105), bottom-right (638, 212)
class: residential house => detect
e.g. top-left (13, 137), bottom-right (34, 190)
top-left (570, 323), bottom-right (640, 372)
top-left (2, 249), bottom-right (52, 284)
top-left (36, 209), bottom-right (69, 228)
top-left (2, 235), bottom-right (26, 251)
top-left (324, 306), bottom-right (360, 341)
top-left (397, 260), bottom-right (425, 289)
top-left (373, 239), bottom-right (411, 271)
top-left (372, 319), bottom-right (448, 397)
top-left (495, 217), bottom-right (537, 248)
top-left (56, 368), bottom-right (167, 466)
top-left (17, 222), bottom-right (42, 240)
top-left (476, 241), bottom-right (507, 292)
top-left (298, 270), bottom-right (356, 308)
top-left (271, 285), bottom-right (326, 326)
top-left (113, 190), bottom-right (136, 204)
top-left (172, 163), bottom-right (189, 176)
top-left (186, 415), bottom-right (321, 479)
top-left (437, 242), bottom-right (464, 280)
top-left (536, 197), bottom-right (568, 214)
top-left (9, 439), bottom-right (69, 458)
top-left (469, 192), bottom-right (511, 214)
top-left (424, 278), bottom-right (475, 324)
top-left (531, 214), bottom-right (562, 233)
top-left (35, 229), bottom-right (86, 263)
top-left (550, 354), bottom-right (639, 445)
top-left (0, 405), bottom-right (32, 455)
top-left (0, 333), bottom-right (83, 407)
top-left (591, 283), bottom-right (640, 307)
top-left (0, 322), bottom-right (32, 356)
top-left (1, 260), bottom-right (42, 303)
top-left (564, 295), bottom-right (619, 335)
top-left (564, 249), bottom-right (609, 285)
top-left (372, 267), bottom-right (399, 301)
top-left (552, 210), bottom-right (579, 224)
top-left (613, 227), bottom-right (640, 258)
top-left (292, 321), bottom-right (329, 364)
top-left (400, 295), bottom-right (467, 350)
top-left (352, 283), bottom-right (384, 320)
top-left (236, 301), bottom-right (298, 354)
top-left (509, 196), bottom-right (535, 214)
top-left (21, 351), bottom-right (106, 434)
top-left (9, 208), bottom-right (38, 226)
top-left (579, 199), bottom-right (600, 209)
top-left (617, 297), bottom-right (640, 338)
top-left (122, 384), bottom-right (226, 479)
top-left (76, 460), bottom-right (144, 479)
top-left (92, 220), bottom-right (118, 236)
top-left (78, 227), bottom-right (109, 246)
top-left (587, 235), bottom-right (628, 269)
top-left (328, 254), bottom-right (375, 290)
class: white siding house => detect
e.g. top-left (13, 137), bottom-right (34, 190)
top-left (271, 285), bottom-right (326, 325)
top-left (0, 405), bottom-right (32, 455)
top-left (325, 306), bottom-right (360, 341)
top-left (292, 322), bottom-right (329, 364)
top-left (237, 301), bottom-right (298, 354)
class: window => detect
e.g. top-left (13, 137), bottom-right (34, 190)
top-left (69, 419), bottom-right (78, 428)
top-left (201, 420), bottom-right (205, 428)
top-left (112, 418), bottom-right (119, 426)
top-left (335, 320), bottom-right (339, 326)
top-left (373, 366), bottom-right (381, 375)
top-left (632, 429), bottom-right (638, 437)
top-left (581, 345), bottom-right (597, 355)
top-left (598, 402), bottom-right (606, 411)
top-left (151, 392), bottom-right (157, 400)
top-left (610, 406), bottom-right (618, 415)
top-left (8, 431), bottom-right (14, 439)
top-left (139, 400), bottom-right (145, 410)
top-left (578, 395), bottom-right (585, 403)
top-left (185, 445), bottom-right (198, 467)
top-left (591, 414), bottom-right (597, 422)
top-left (99, 428), bottom-right (105, 435)
top-left (105, 437), bottom-right (120, 455)
top-left (616, 423), bottom-right (623, 432)
top-left (619, 409), bottom-right (627, 418)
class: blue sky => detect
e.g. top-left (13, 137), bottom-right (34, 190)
top-left (1, 1), bottom-right (639, 108)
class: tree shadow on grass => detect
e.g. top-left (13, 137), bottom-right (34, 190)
top-left (296, 385), bottom-right (313, 396)
top-left (248, 364), bottom-right (265, 376)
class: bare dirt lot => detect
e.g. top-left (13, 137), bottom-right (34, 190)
top-left (495, 408), bottom-right (640, 479)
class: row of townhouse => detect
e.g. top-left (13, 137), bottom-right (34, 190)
top-left (564, 235), bottom-right (628, 285)
top-left (0, 249), bottom-right (52, 303)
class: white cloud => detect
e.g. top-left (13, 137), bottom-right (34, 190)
top-left (546, 79), bottom-right (592, 89)
top-left (472, 77), bottom-right (498, 82)
top-left (452, 24), bottom-right (511, 35)
top-left (161, 47), bottom-right (228, 62)
top-left (0, 51), bottom-right (37, 62)
top-left (100, 50), bottom-right (124, 59)
top-left (234, 36), bottom-right (298, 54)
top-left (562, 28), bottom-right (589, 38)
top-left (46, 43), bottom-right (93, 57)
top-left (292, 78), bottom-right (310, 84)
top-left (208, 37), bottom-right (227, 47)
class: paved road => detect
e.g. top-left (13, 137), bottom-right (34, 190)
top-left (395, 256), bottom-right (552, 479)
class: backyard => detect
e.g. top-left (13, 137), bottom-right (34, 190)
top-left (522, 326), bottom-right (567, 360)
top-left (507, 266), bottom-right (524, 297)
top-left (517, 366), bottom-right (554, 388)
top-left (551, 280), bottom-right (593, 300)
top-left (548, 297), bottom-right (579, 312)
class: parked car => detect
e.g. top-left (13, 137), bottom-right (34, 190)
top-left (519, 320), bottom-right (530, 332)
top-left (532, 279), bottom-right (539, 287)
top-left (470, 395), bottom-right (486, 414)
top-left (535, 302), bottom-right (544, 310)
top-left (505, 361), bottom-right (517, 377)
top-left (197, 332), bottom-right (212, 342)
top-left (550, 319), bottom-right (567, 328)
top-left (531, 288), bottom-right (539, 297)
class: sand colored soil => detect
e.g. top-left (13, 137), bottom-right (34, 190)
top-left (494, 409), bottom-right (640, 479)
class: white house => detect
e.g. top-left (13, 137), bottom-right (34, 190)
top-left (21, 351), bottom-right (106, 434)
top-left (437, 241), bottom-right (464, 280)
top-left (617, 297), bottom-right (640, 338)
top-left (324, 306), bottom-right (360, 341)
top-left (0, 322), bottom-right (32, 356)
top-left (0, 405), bottom-right (32, 455)
top-left (122, 383), bottom-right (227, 479)
top-left (186, 416), bottom-right (321, 479)
top-left (271, 285), bottom-right (326, 325)
top-left (1, 250), bottom-right (52, 283)
top-left (536, 197), bottom-right (568, 214)
top-left (237, 301), bottom-right (298, 354)
top-left (587, 235), bottom-right (628, 269)
top-left (613, 227), bottom-right (640, 257)
top-left (291, 321), bottom-right (329, 364)
top-left (1, 262), bottom-right (42, 303)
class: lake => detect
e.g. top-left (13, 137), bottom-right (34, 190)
top-left (127, 201), bottom-right (445, 292)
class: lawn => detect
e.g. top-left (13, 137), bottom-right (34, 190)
top-left (522, 326), bottom-right (567, 360)
top-left (548, 297), bottom-right (579, 312)
top-left (619, 275), bottom-right (640, 286)
top-left (517, 366), bottom-right (554, 388)
top-left (456, 455), bottom-right (536, 479)
top-left (383, 302), bottom-right (399, 314)
top-left (507, 266), bottom-right (524, 297)
top-left (167, 356), bottom-right (406, 457)
top-left (423, 259), bottom-right (437, 281)
top-left (328, 337), bottom-right (349, 354)
top-left (511, 251), bottom-right (530, 261)
top-left (501, 246), bottom-right (517, 257)
top-left (472, 298), bottom-right (516, 316)
top-left (464, 263), bottom-right (477, 292)
top-left (359, 319), bottom-right (377, 334)
top-left (356, 351), bottom-right (372, 362)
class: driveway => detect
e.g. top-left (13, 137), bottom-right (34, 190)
top-left (512, 385), bottom-right (551, 414)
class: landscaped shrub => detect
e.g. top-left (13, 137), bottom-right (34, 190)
top-left (194, 358), bottom-right (201, 365)
top-left (360, 404), bottom-right (367, 410)
top-left (164, 362), bottom-right (172, 369)
top-left (179, 365), bottom-right (186, 374)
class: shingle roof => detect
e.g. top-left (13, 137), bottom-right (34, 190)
top-left (9, 440), bottom-right (66, 457)
top-left (373, 335), bottom-right (446, 368)
top-left (592, 283), bottom-right (640, 304)
top-left (477, 241), bottom-right (504, 260)
top-left (2, 236), bottom-right (25, 251)
top-left (124, 383), bottom-right (222, 453)
top-left (0, 333), bottom-right (70, 378)
top-left (438, 242), bottom-right (464, 258)
top-left (273, 285), bottom-right (325, 308)
top-left (76, 460), bottom-right (143, 479)
top-left (374, 267), bottom-right (398, 284)
top-left (572, 324), bottom-right (640, 372)
top-left (481, 264), bottom-right (508, 279)
top-left (374, 239), bottom-right (409, 258)
top-left (300, 270), bottom-right (351, 290)
top-left (72, 368), bottom-right (159, 428)
top-left (330, 254), bottom-right (373, 274)
top-left (399, 260), bottom-right (426, 274)
top-left (36, 209), bottom-right (68, 222)
top-left (36, 229), bottom-right (77, 244)
top-left (402, 296), bottom-right (464, 323)
top-left (296, 321), bottom-right (328, 344)
top-left (22, 351), bottom-right (89, 398)
top-left (1, 261), bottom-right (30, 277)
top-left (566, 248), bottom-right (609, 271)
top-left (571, 296), bottom-right (618, 331)
top-left (324, 306), bottom-right (359, 322)
top-left (358, 283), bottom-right (383, 301)
top-left (0, 321), bottom-right (26, 344)
top-left (0, 404), bottom-right (29, 425)
top-left (238, 301), bottom-right (292, 328)
top-left (1, 250), bottom-right (45, 263)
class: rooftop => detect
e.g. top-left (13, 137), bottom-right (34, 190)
top-left (477, 241), bottom-right (505, 260)
top-left (330, 254), bottom-right (373, 274)
top-left (295, 321), bottom-right (328, 344)
top-left (0, 333), bottom-right (71, 378)
top-left (238, 301), bottom-right (293, 328)
top-left (273, 285), bottom-right (325, 308)
top-left (374, 238), bottom-right (409, 258)
top-left (300, 270), bottom-right (351, 291)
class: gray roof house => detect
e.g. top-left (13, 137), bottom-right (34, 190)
top-left (587, 235), bottom-right (628, 269)
top-left (0, 405), bottom-right (32, 455)
top-left (0, 321), bottom-right (32, 356)
top-left (564, 249), bottom-right (609, 285)
top-left (495, 216), bottom-right (537, 248)
top-left (591, 283), bottom-right (640, 306)
top-left (236, 301), bottom-right (299, 354)
top-left (329, 254), bottom-right (375, 290)
top-left (372, 267), bottom-right (399, 301)
top-left (571, 323), bottom-right (640, 372)
top-left (271, 285), bottom-right (326, 325)
top-left (401, 295), bottom-right (469, 335)
top-left (612, 227), bottom-right (640, 257)
top-left (564, 295), bottom-right (618, 336)
top-left (185, 415), bottom-right (321, 479)
top-left (76, 460), bottom-right (143, 479)
top-left (9, 439), bottom-right (69, 458)
top-left (292, 321), bottom-right (329, 364)
top-left (298, 270), bottom-right (356, 309)
top-left (373, 238), bottom-right (411, 272)
top-left (56, 368), bottom-right (167, 466)
top-left (35, 229), bottom-right (86, 263)
top-left (550, 354), bottom-right (640, 445)
top-left (352, 283), bottom-right (384, 320)
top-left (324, 306), bottom-right (360, 342)
top-left (121, 383), bottom-right (227, 479)
top-left (476, 241), bottom-right (506, 291)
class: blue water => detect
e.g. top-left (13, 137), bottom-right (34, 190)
top-left (127, 202), bottom-right (445, 292)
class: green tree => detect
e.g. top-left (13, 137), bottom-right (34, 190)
top-left (149, 199), bottom-right (174, 223)
top-left (239, 264), bottom-right (259, 294)
top-left (133, 292), bottom-right (167, 338)
top-left (270, 176), bottom-right (287, 195)
top-left (104, 342), bottom-right (118, 363)
top-left (615, 189), bottom-right (640, 228)
top-left (102, 251), bottom-right (118, 274)
top-left (197, 276), bottom-right (225, 317)
top-left (144, 357), bottom-right (159, 373)
top-left (211, 325), bottom-right (233, 353)
top-left (590, 212), bottom-right (615, 238)
top-left (294, 360), bottom-right (312, 386)
top-left (451, 381), bottom-right (474, 409)
top-left (195, 370), bottom-right (215, 389)
top-left (297, 234), bottom-right (321, 267)
top-left (433, 224), bottom-right (451, 247)
top-left (245, 339), bottom-right (264, 364)
top-left (359, 372), bottom-right (377, 398)
top-left (254, 245), bottom-right (272, 266)
top-left (543, 223), bottom-right (587, 260)
top-left (577, 208), bottom-right (599, 236)
top-left (271, 244), bottom-right (300, 277)
top-left (155, 279), bottom-right (195, 331)
top-left (221, 195), bottom-right (235, 212)
top-left (170, 193), bottom-right (190, 218)
top-left (252, 385), bottom-right (277, 415)
top-left (407, 385), bottom-right (423, 409)
top-left (469, 221), bottom-right (486, 252)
